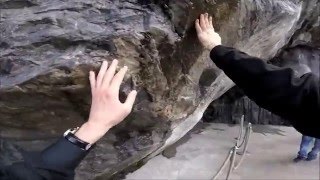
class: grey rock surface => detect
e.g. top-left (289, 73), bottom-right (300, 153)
top-left (0, 0), bottom-right (319, 179)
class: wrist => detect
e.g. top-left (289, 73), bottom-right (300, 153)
top-left (75, 122), bottom-right (110, 144)
top-left (206, 42), bottom-right (218, 50)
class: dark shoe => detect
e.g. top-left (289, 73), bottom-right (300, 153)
top-left (306, 155), bottom-right (317, 161)
top-left (293, 156), bottom-right (306, 162)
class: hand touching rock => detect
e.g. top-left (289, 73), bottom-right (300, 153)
top-left (195, 13), bottom-right (222, 50)
top-left (75, 60), bottom-right (137, 144)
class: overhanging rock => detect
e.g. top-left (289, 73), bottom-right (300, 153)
top-left (0, 0), bottom-right (318, 179)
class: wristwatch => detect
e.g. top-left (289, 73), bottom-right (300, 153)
top-left (64, 127), bottom-right (93, 151)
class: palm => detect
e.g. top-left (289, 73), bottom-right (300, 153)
top-left (195, 13), bottom-right (221, 50)
top-left (88, 60), bottom-right (137, 129)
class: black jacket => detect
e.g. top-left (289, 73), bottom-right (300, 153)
top-left (1, 45), bottom-right (319, 179)
top-left (0, 137), bottom-right (88, 180)
top-left (211, 45), bottom-right (320, 138)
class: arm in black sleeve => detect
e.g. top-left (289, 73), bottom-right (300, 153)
top-left (1, 137), bottom-right (89, 180)
top-left (210, 45), bottom-right (320, 138)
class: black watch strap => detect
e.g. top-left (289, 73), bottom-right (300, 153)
top-left (64, 133), bottom-right (93, 151)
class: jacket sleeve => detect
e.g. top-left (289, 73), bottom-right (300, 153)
top-left (210, 45), bottom-right (320, 138)
top-left (1, 137), bottom-right (89, 180)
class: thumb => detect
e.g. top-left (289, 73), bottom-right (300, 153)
top-left (124, 90), bottom-right (137, 110)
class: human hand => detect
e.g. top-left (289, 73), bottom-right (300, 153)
top-left (75, 60), bottom-right (137, 144)
top-left (195, 13), bottom-right (222, 50)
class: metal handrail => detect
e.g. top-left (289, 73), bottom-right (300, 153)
top-left (234, 123), bottom-right (252, 170)
top-left (226, 146), bottom-right (238, 179)
top-left (212, 149), bottom-right (233, 180)
top-left (211, 116), bottom-right (252, 180)
top-left (236, 116), bottom-right (244, 147)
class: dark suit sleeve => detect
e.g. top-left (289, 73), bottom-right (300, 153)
top-left (210, 45), bottom-right (320, 138)
top-left (0, 137), bottom-right (89, 180)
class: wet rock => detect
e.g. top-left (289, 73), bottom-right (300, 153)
top-left (0, 0), bottom-right (319, 179)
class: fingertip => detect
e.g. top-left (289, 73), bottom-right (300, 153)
top-left (89, 71), bottom-right (96, 89)
top-left (100, 61), bottom-right (108, 72)
top-left (120, 66), bottom-right (128, 74)
top-left (205, 13), bottom-right (209, 21)
top-left (112, 59), bottom-right (119, 68)
top-left (195, 19), bottom-right (200, 27)
top-left (124, 90), bottom-right (137, 107)
top-left (131, 90), bottom-right (138, 97)
top-left (128, 90), bottom-right (137, 97)
top-left (130, 90), bottom-right (138, 101)
top-left (195, 19), bottom-right (200, 25)
top-left (89, 71), bottom-right (96, 79)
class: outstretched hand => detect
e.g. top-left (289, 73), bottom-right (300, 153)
top-left (75, 60), bottom-right (137, 144)
top-left (195, 13), bottom-right (222, 50)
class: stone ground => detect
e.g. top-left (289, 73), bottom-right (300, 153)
top-left (125, 123), bottom-right (320, 179)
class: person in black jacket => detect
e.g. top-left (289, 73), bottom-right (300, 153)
top-left (0, 59), bottom-right (137, 180)
top-left (277, 60), bottom-right (320, 162)
top-left (295, 135), bottom-right (320, 162)
top-left (195, 13), bottom-right (320, 138)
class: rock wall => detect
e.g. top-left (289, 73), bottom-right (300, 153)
top-left (0, 0), bottom-right (319, 179)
